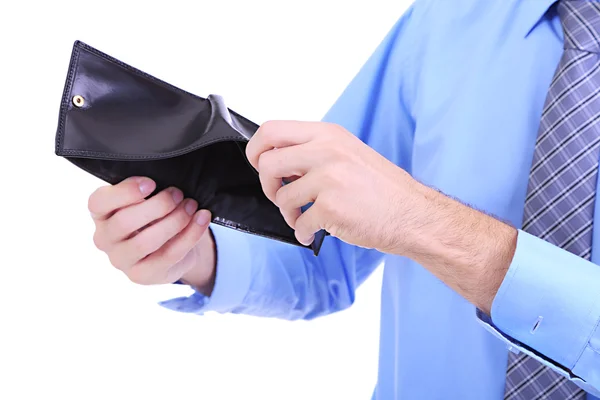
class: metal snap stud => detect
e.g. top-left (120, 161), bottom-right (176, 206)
top-left (72, 95), bottom-right (85, 108)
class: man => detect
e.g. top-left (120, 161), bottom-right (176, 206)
top-left (87, 0), bottom-right (600, 398)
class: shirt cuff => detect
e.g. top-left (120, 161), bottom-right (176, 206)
top-left (159, 224), bottom-right (253, 314)
top-left (477, 229), bottom-right (600, 395)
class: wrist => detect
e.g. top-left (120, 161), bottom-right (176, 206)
top-left (180, 228), bottom-right (217, 296)
top-left (399, 183), bottom-right (517, 314)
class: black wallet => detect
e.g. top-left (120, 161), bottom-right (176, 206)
top-left (54, 40), bottom-right (326, 255)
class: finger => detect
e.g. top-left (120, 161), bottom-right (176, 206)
top-left (246, 120), bottom-right (330, 170)
top-left (105, 187), bottom-right (184, 242)
top-left (275, 173), bottom-right (319, 229)
top-left (88, 176), bottom-right (156, 221)
top-left (257, 145), bottom-right (313, 204)
top-left (294, 206), bottom-right (322, 246)
top-left (275, 173), bottom-right (319, 210)
top-left (109, 198), bottom-right (198, 270)
top-left (280, 207), bottom-right (302, 230)
top-left (129, 209), bottom-right (212, 285)
top-left (258, 171), bottom-right (283, 206)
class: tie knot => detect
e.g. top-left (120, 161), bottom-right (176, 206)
top-left (559, 0), bottom-right (600, 53)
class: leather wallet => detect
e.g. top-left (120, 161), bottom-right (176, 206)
top-left (54, 40), bottom-right (326, 255)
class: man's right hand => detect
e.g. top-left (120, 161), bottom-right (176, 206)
top-left (88, 176), bottom-right (217, 294)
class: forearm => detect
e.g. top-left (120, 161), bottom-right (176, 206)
top-left (392, 180), bottom-right (517, 315)
top-left (390, 179), bottom-right (600, 392)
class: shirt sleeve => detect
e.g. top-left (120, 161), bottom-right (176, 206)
top-left (476, 229), bottom-right (600, 396)
top-left (159, 3), bottom-right (422, 320)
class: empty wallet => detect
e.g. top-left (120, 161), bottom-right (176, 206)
top-left (54, 40), bottom-right (326, 255)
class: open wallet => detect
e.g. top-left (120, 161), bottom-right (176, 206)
top-left (54, 40), bottom-right (327, 255)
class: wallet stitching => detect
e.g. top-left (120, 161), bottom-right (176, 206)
top-left (211, 219), bottom-right (307, 248)
top-left (55, 43), bottom-right (81, 154)
top-left (75, 41), bottom-right (256, 127)
top-left (57, 41), bottom-right (256, 160)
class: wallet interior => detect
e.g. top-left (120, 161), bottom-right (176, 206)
top-left (54, 40), bottom-right (326, 255)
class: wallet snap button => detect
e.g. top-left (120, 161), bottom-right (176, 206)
top-left (72, 95), bottom-right (85, 108)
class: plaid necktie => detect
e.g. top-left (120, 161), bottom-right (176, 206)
top-left (504, 1), bottom-right (600, 399)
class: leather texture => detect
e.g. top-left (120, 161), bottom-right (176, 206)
top-left (54, 40), bottom-right (326, 255)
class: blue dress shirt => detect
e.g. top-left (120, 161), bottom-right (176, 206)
top-left (160, 0), bottom-right (600, 398)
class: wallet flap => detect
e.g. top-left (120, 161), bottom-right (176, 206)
top-left (55, 41), bottom-right (256, 160)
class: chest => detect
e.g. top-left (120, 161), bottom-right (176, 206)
top-left (408, 21), bottom-right (564, 226)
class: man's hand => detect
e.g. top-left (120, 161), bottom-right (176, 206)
top-left (246, 120), bottom-right (425, 253)
top-left (246, 121), bottom-right (414, 252)
top-left (88, 177), bottom-right (216, 294)
top-left (246, 121), bottom-right (518, 314)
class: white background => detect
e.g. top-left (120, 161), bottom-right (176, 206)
top-left (0, 1), bottom-right (412, 399)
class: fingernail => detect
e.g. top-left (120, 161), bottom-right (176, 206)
top-left (300, 235), bottom-right (314, 246)
top-left (169, 188), bottom-right (184, 205)
top-left (195, 210), bottom-right (211, 225)
top-left (136, 177), bottom-right (155, 196)
top-left (185, 199), bottom-right (197, 215)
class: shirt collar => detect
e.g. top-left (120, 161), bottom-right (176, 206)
top-left (521, 0), bottom-right (559, 37)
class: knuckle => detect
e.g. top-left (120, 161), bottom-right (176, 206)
top-left (327, 145), bottom-right (346, 162)
top-left (108, 252), bottom-right (127, 271)
top-left (245, 136), bottom-right (258, 157)
top-left (177, 207), bottom-right (192, 226)
top-left (92, 230), bottom-right (107, 251)
top-left (322, 163), bottom-right (345, 185)
top-left (130, 235), bottom-right (154, 258)
top-left (318, 194), bottom-right (338, 218)
top-left (320, 122), bottom-right (340, 137)
top-left (257, 152), bottom-right (273, 175)
top-left (126, 269), bottom-right (149, 285)
top-left (331, 122), bottom-right (350, 138)
top-left (169, 209), bottom-right (190, 235)
top-left (276, 186), bottom-right (293, 209)
top-left (260, 120), bottom-right (277, 135)
top-left (110, 212), bottom-right (134, 236)
top-left (87, 187), bottom-right (105, 214)
top-left (260, 122), bottom-right (281, 143)
top-left (274, 187), bottom-right (287, 208)
top-left (318, 164), bottom-right (335, 182)
top-left (138, 192), bottom-right (174, 225)
top-left (323, 121), bottom-right (338, 132)
top-left (155, 190), bottom-right (177, 215)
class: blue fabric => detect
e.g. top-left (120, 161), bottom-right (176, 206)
top-left (159, 0), bottom-right (600, 398)
top-left (501, 2), bottom-right (600, 398)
